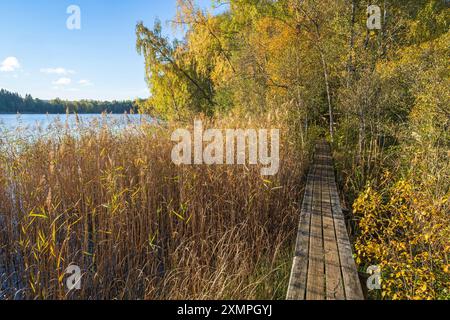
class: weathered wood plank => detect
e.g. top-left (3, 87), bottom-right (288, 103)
top-left (286, 162), bottom-right (315, 300)
top-left (287, 141), bottom-right (364, 300)
top-left (306, 155), bottom-right (325, 300)
top-left (322, 155), bottom-right (345, 300)
top-left (329, 180), bottom-right (364, 300)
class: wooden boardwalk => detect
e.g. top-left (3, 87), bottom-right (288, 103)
top-left (287, 141), bottom-right (364, 300)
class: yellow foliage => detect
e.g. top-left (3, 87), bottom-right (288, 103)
top-left (354, 179), bottom-right (450, 300)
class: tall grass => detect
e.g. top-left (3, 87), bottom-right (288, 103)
top-left (0, 113), bottom-right (308, 300)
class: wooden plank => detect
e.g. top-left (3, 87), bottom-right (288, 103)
top-left (305, 153), bottom-right (325, 300)
top-left (286, 256), bottom-right (304, 300)
top-left (328, 167), bottom-right (364, 300)
top-left (286, 162), bottom-right (315, 300)
top-left (322, 153), bottom-right (345, 300)
top-left (287, 140), bottom-right (364, 300)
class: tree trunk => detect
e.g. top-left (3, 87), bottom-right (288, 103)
top-left (347, 0), bottom-right (357, 87)
top-left (320, 50), bottom-right (334, 141)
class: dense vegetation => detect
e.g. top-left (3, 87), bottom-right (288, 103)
top-left (0, 89), bottom-right (137, 114)
top-left (0, 0), bottom-right (448, 300)
top-left (135, 0), bottom-right (449, 299)
top-left (0, 114), bottom-right (306, 299)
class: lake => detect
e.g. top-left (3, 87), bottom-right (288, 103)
top-left (0, 114), bottom-right (151, 131)
top-left (0, 114), bottom-right (155, 144)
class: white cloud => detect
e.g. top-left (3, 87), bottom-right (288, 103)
top-left (0, 57), bottom-right (21, 72)
top-left (78, 79), bottom-right (93, 86)
top-left (41, 67), bottom-right (75, 75)
top-left (53, 77), bottom-right (72, 86)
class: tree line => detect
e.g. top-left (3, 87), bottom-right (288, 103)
top-left (0, 89), bottom-right (137, 114)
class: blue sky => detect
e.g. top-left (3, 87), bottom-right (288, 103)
top-left (0, 0), bottom-right (217, 101)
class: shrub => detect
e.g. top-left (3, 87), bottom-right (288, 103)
top-left (353, 176), bottom-right (449, 300)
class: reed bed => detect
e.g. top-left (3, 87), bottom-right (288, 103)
top-left (0, 114), bottom-right (308, 300)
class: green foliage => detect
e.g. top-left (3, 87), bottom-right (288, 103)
top-left (136, 17), bottom-right (217, 120)
top-left (136, 0), bottom-right (348, 131)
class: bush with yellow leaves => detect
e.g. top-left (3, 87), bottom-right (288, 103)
top-left (353, 176), bottom-right (449, 300)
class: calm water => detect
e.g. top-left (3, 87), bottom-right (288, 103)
top-left (0, 114), bottom-right (150, 131)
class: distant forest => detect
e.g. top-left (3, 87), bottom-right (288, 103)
top-left (0, 89), bottom-right (138, 114)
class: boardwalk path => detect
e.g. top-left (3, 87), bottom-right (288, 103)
top-left (287, 141), bottom-right (364, 300)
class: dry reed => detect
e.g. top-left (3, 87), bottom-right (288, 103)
top-left (0, 113), bottom-right (308, 300)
